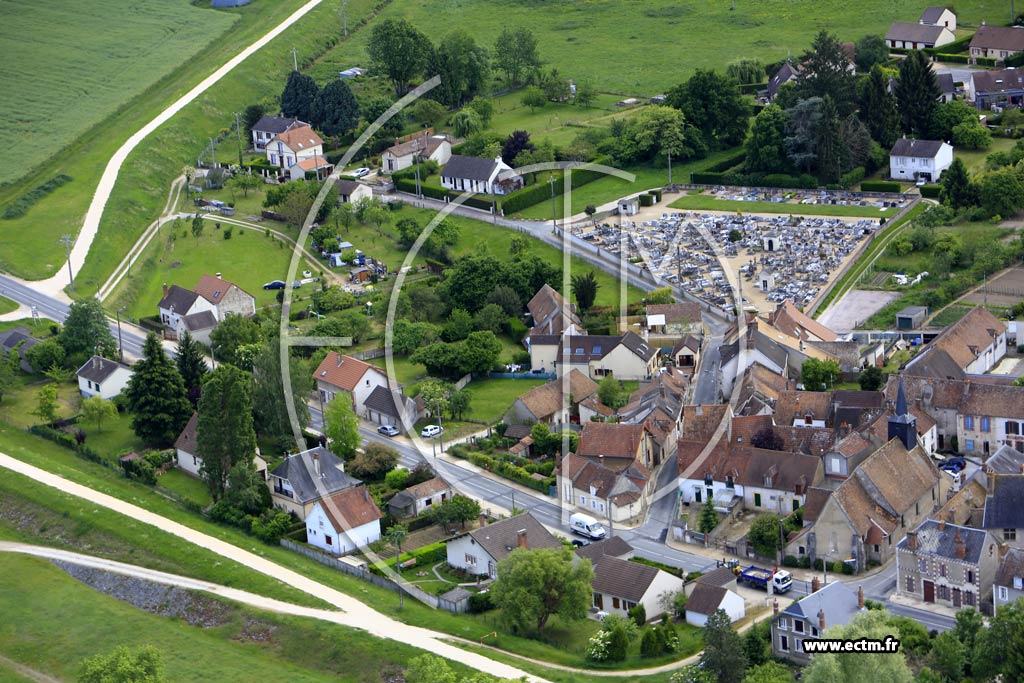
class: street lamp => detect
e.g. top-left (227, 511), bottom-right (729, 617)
top-left (413, 137), bottom-right (423, 200)
top-left (116, 306), bottom-right (126, 363)
top-left (548, 174), bottom-right (558, 235)
top-left (667, 150), bottom-right (673, 186)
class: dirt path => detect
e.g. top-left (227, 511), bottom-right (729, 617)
top-left (0, 653), bottom-right (63, 683)
top-left (30, 0), bottom-right (327, 299)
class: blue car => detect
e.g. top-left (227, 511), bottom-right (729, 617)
top-left (263, 280), bottom-right (286, 290)
top-left (939, 457), bottom-right (966, 473)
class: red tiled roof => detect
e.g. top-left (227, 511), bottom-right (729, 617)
top-left (319, 486), bottom-right (382, 531)
top-left (314, 351), bottom-right (382, 392)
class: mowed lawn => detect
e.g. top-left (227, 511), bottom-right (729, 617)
top-left (462, 378), bottom-right (547, 423)
top-left (0, 0), bottom-right (236, 185)
top-left (0, 295), bottom-right (18, 315)
top-left (668, 193), bottom-right (890, 218)
top-left (485, 92), bottom-right (635, 148)
top-left (0, 554), bottom-right (431, 683)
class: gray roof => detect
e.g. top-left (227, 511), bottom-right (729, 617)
top-left (890, 139), bottom-right (946, 159)
top-left (986, 445), bottom-right (1024, 475)
top-left (464, 513), bottom-right (561, 563)
top-left (767, 62), bottom-right (799, 99)
top-left (781, 581), bottom-right (861, 626)
top-left (619, 331), bottom-right (658, 362)
top-left (441, 155), bottom-right (497, 182)
top-left (696, 566), bottom-right (738, 588)
top-left (364, 385), bottom-right (403, 418)
top-left (252, 115), bottom-right (303, 135)
top-left (686, 583), bottom-right (729, 615)
top-left (904, 348), bottom-right (966, 381)
top-left (996, 547), bottom-right (1024, 587)
top-left (972, 68), bottom-right (1024, 96)
top-left (897, 305), bottom-right (929, 318)
top-left (899, 519), bottom-right (989, 564)
top-left (936, 73), bottom-right (955, 94)
top-left (970, 26), bottom-right (1024, 53)
top-left (591, 555), bottom-right (661, 603)
top-left (983, 476), bottom-right (1024, 529)
top-left (334, 179), bottom-right (362, 196)
top-left (269, 447), bottom-right (361, 504)
top-left (559, 335), bottom-right (622, 362)
top-left (574, 536), bottom-right (634, 563)
top-left (439, 587), bottom-right (473, 603)
top-left (885, 22), bottom-right (949, 45)
top-left (920, 6), bottom-right (951, 23)
top-left (158, 284), bottom-right (199, 314)
top-left (0, 326), bottom-right (33, 351)
top-left (76, 356), bottom-right (130, 384)
top-left (183, 311), bottom-right (217, 332)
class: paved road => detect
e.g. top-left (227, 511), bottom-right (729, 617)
top-left (692, 312), bottom-right (732, 405)
top-left (0, 273), bottom-right (148, 359)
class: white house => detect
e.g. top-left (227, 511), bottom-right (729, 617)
top-left (250, 115), bottom-right (306, 151)
top-left (885, 22), bottom-right (955, 50)
top-left (76, 356), bottom-right (133, 400)
top-left (157, 274), bottom-right (256, 339)
top-left (381, 134), bottom-right (452, 173)
top-left (528, 332), bottom-right (660, 381)
top-left (268, 447), bottom-right (362, 520)
top-left (590, 553), bottom-right (683, 621)
top-left (440, 155), bottom-right (524, 196)
top-left (889, 139), bottom-right (953, 182)
top-left (265, 124), bottom-right (324, 169)
top-left (313, 351), bottom-right (389, 418)
top-left (387, 477), bottom-right (454, 518)
top-left (445, 513), bottom-right (562, 579)
top-left (174, 412), bottom-right (266, 480)
top-left (685, 572), bottom-right (746, 627)
top-left (305, 486), bottom-right (382, 555)
top-left (920, 6), bottom-right (957, 31)
top-left (334, 178), bottom-right (373, 204)
top-left (288, 157), bottom-right (334, 181)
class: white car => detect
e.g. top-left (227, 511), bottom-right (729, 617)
top-left (420, 425), bottom-right (443, 438)
top-left (352, 167), bottom-right (371, 178)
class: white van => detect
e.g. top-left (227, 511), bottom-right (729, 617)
top-left (570, 513), bottom-right (607, 540)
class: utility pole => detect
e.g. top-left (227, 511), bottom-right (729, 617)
top-left (234, 112), bottom-right (244, 167)
top-left (59, 234), bottom-right (75, 292)
top-left (209, 137), bottom-right (216, 169)
top-left (116, 307), bottom-right (125, 363)
top-left (291, 47), bottom-right (299, 72)
top-left (667, 150), bottom-right (673, 185)
top-left (413, 138), bottom-right (422, 199)
top-left (549, 174), bottom-right (557, 234)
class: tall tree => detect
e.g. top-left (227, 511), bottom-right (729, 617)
top-left (726, 58), bottom-right (766, 85)
top-left (451, 109), bottom-right (482, 137)
top-left (570, 271), bottom-right (600, 313)
top-left (209, 314), bottom-right (262, 368)
top-left (197, 364), bottom-right (257, 500)
top-left (175, 331), bottom-right (208, 406)
top-left (280, 70), bottom-right (319, 122)
top-left (699, 495), bottom-right (718, 534)
top-left (801, 357), bottom-right (841, 391)
top-left (929, 99), bottom-right (978, 141)
top-left (242, 103), bottom-right (266, 138)
top-left (816, 96), bottom-right (843, 183)
top-left (81, 395), bottom-right (118, 433)
top-left (745, 104), bottom-right (789, 173)
top-left (859, 65), bottom-right (900, 147)
top-left (59, 297), bottom-right (116, 369)
top-left (979, 167), bottom-right (1024, 218)
top-left (617, 105), bottom-right (691, 164)
top-left (794, 31), bottom-right (857, 115)
top-left (666, 69), bottom-right (751, 148)
top-left (324, 394), bottom-right (360, 459)
top-left (896, 50), bottom-right (940, 137)
top-left (311, 79), bottom-right (360, 137)
top-left (33, 383), bottom-right (59, 425)
top-left (700, 609), bottom-right (748, 683)
top-left (490, 547), bottom-right (595, 634)
top-left (79, 645), bottom-right (167, 683)
top-left (493, 27), bottom-right (540, 87)
top-left (854, 35), bottom-right (889, 72)
top-left (430, 30), bottom-right (490, 108)
top-left (252, 338), bottom-right (312, 450)
top-left (501, 130), bottom-right (534, 165)
top-left (366, 18), bottom-right (433, 97)
top-left (940, 157), bottom-right (975, 209)
top-left (804, 610), bottom-right (913, 683)
top-left (784, 97), bottom-right (824, 173)
top-left (840, 114), bottom-right (872, 171)
top-left (347, 442), bottom-right (399, 480)
top-left (124, 333), bottom-right (191, 447)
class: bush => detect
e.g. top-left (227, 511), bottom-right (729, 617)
top-left (648, 189), bottom-right (662, 202)
top-left (468, 591), bottom-right (495, 613)
top-left (862, 180), bottom-right (901, 192)
top-left (251, 509), bottom-right (293, 542)
top-left (840, 167), bottom-right (865, 188)
top-left (639, 194), bottom-right (654, 206)
top-left (499, 165), bottom-right (605, 214)
top-left (934, 53), bottom-right (969, 64)
top-left (2, 174), bottom-right (73, 219)
top-left (640, 629), bottom-right (660, 657)
top-left (705, 151), bottom-right (747, 173)
top-left (628, 603), bottom-right (647, 627)
top-left (782, 555), bottom-right (799, 567)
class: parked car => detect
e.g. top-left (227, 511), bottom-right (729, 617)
top-left (377, 424), bottom-right (400, 437)
top-left (263, 280), bottom-right (286, 290)
top-left (939, 457), bottom-right (966, 473)
top-left (420, 425), bottom-right (443, 438)
top-left (571, 538), bottom-right (590, 548)
top-left (352, 167), bottom-right (371, 178)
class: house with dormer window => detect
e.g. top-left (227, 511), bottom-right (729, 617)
top-left (267, 446), bottom-right (361, 520)
top-left (896, 519), bottom-right (998, 609)
top-left (313, 351), bottom-right (389, 418)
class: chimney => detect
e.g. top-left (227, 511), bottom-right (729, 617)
top-left (907, 531), bottom-right (918, 550)
top-left (313, 451), bottom-right (321, 478)
top-left (92, 356), bottom-right (99, 369)
top-left (337, 353), bottom-right (344, 367)
top-left (773, 598), bottom-right (779, 615)
top-left (215, 272), bottom-right (222, 279)
top-left (162, 283), bottom-right (169, 298)
top-left (818, 607), bottom-right (826, 632)
top-left (811, 576), bottom-right (821, 593)
top-left (517, 528), bottom-right (528, 550)
top-left (478, 513), bottom-right (487, 528)
top-left (939, 518), bottom-right (946, 532)
top-left (987, 468), bottom-right (996, 494)
top-left (955, 529), bottom-right (966, 560)
top-left (858, 586), bottom-right (865, 610)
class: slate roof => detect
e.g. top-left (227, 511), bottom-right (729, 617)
top-left (363, 385), bottom-right (402, 418)
top-left (885, 22), bottom-right (950, 45)
top-left (175, 413), bottom-right (200, 456)
top-left (803, 487), bottom-right (832, 523)
top-left (269, 447), bottom-right (361, 504)
top-left (903, 349), bottom-right (966, 381)
top-left (515, 370), bottom-right (598, 421)
top-left (920, 6), bottom-right (951, 24)
top-left (441, 155), bottom-right (498, 182)
top-left (996, 548), bottom-right (1024, 588)
top-left (158, 284), bottom-right (199, 313)
top-left (0, 326), bottom-right (34, 352)
top-left (738, 449), bottom-right (821, 492)
top-left (960, 383), bottom-right (1024, 419)
top-left (574, 536), bottom-right (634, 563)
top-left (183, 311), bottom-right (217, 332)
top-left (986, 445), bottom-right (1024, 475)
top-left (696, 566), bottom-right (738, 588)
top-left (618, 331), bottom-right (658, 361)
top-left (898, 519), bottom-right (989, 564)
top-left (983, 475), bottom-right (1024, 529)
top-left (559, 335), bottom-right (621, 361)
top-left (973, 68), bottom-right (1024, 95)
top-left (314, 351), bottom-right (382, 392)
top-left (252, 115), bottom-right (304, 135)
top-left (780, 581), bottom-right (861, 627)
top-left (686, 583), bottom-right (730, 616)
top-left (76, 356), bottom-right (129, 384)
top-left (272, 124), bottom-right (323, 151)
top-left (767, 62), bottom-right (800, 99)
top-left (890, 138), bottom-right (946, 159)
top-left (936, 73), bottom-right (956, 95)
top-left (334, 179), bottom-right (362, 197)
top-left (504, 424), bottom-right (533, 440)
top-left (970, 25), bottom-right (1024, 53)
top-left (463, 513), bottom-right (561, 562)
top-left (318, 486), bottom-right (382, 531)
top-left (591, 555), bottom-right (661, 603)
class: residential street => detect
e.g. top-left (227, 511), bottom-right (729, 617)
top-left (692, 311), bottom-right (732, 405)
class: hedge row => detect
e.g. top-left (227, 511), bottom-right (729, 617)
top-left (639, 193), bottom-right (654, 206)
top-left (499, 164), bottom-right (606, 214)
top-left (3, 174), bottom-right (73, 219)
top-left (392, 176), bottom-right (494, 211)
top-left (861, 180), bottom-right (901, 193)
top-left (449, 444), bottom-right (554, 494)
top-left (370, 541), bottom-right (448, 574)
top-left (840, 167), bottom-right (865, 188)
top-left (935, 53), bottom-right (969, 64)
top-left (690, 170), bottom-right (819, 189)
top-left (925, 34), bottom-right (973, 55)
top-left (738, 82), bottom-right (768, 95)
top-left (704, 151), bottom-right (747, 174)
top-left (919, 183), bottom-right (942, 198)
top-left (28, 424), bottom-right (112, 470)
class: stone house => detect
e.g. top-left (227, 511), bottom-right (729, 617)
top-left (994, 547), bottom-right (1024, 615)
top-left (772, 582), bottom-right (865, 665)
top-left (982, 471), bottom-right (1024, 549)
top-left (313, 351), bottom-right (389, 417)
top-left (896, 519), bottom-right (998, 609)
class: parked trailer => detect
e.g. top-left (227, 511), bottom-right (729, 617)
top-left (736, 565), bottom-right (792, 593)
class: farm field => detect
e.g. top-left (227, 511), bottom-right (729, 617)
top-left (0, 0), bottom-right (236, 186)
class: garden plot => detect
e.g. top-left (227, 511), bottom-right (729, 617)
top-left (960, 265), bottom-right (1024, 308)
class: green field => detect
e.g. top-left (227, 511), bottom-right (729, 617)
top-left (668, 193), bottom-right (891, 218)
top-left (0, 0), bottom-right (237, 186)
top-left (484, 92), bottom-right (636, 148)
top-left (0, 554), bottom-right (440, 683)
top-left (462, 378), bottom-right (548, 423)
